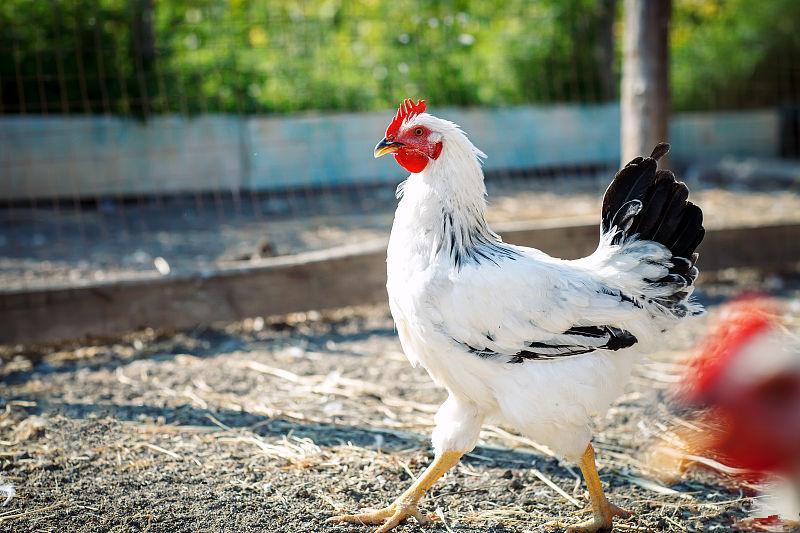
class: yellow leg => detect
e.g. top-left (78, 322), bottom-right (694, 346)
top-left (567, 444), bottom-right (632, 533)
top-left (327, 450), bottom-right (463, 533)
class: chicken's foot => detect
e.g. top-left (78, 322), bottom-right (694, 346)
top-left (567, 444), bottom-right (632, 533)
top-left (327, 450), bottom-right (463, 533)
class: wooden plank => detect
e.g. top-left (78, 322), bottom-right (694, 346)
top-left (0, 242), bottom-right (388, 345)
top-left (693, 223), bottom-right (800, 271)
top-left (2, 220), bottom-right (800, 345)
top-left (502, 218), bottom-right (800, 271)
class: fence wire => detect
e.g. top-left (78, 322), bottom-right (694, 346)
top-left (1, 1), bottom-right (799, 292)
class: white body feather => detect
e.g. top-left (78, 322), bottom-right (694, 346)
top-left (386, 113), bottom-right (699, 461)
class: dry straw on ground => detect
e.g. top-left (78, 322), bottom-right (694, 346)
top-left (2, 272), bottom-right (799, 531)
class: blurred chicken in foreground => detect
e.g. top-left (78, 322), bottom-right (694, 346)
top-left (652, 298), bottom-right (800, 531)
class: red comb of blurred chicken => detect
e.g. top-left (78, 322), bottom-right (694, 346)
top-left (683, 298), bottom-right (775, 404)
top-left (680, 298), bottom-right (800, 475)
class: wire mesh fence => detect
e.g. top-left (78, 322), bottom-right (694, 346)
top-left (1, 0), bottom-right (799, 293)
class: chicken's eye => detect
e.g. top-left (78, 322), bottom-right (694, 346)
top-left (413, 127), bottom-right (424, 137)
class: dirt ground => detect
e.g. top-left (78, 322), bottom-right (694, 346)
top-left (3, 174), bottom-right (800, 290)
top-left (2, 270), bottom-right (799, 532)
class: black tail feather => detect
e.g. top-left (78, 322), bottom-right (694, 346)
top-left (601, 143), bottom-right (705, 292)
top-left (650, 142), bottom-right (670, 161)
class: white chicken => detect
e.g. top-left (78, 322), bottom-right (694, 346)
top-left (329, 99), bottom-right (705, 533)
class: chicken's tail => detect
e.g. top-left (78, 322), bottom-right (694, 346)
top-left (593, 143), bottom-right (705, 318)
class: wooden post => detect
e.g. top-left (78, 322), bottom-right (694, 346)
top-left (621, 0), bottom-right (671, 163)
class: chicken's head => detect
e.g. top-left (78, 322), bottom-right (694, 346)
top-left (374, 98), bottom-right (443, 173)
top-left (680, 298), bottom-right (800, 474)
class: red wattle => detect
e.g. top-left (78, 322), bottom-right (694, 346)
top-left (395, 149), bottom-right (429, 173)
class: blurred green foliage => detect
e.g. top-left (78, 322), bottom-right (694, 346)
top-left (1, 0), bottom-right (797, 115)
top-left (672, 0), bottom-right (800, 111)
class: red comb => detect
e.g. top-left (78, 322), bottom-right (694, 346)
top-left (683, 297), bottom-right (777, 400)
top-left (386, 98), bottom-right (426, 138)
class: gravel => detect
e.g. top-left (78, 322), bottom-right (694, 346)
top-left (2, 272), bottom-right (799, 532)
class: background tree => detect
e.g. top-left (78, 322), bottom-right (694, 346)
top-left (1, 0), bottom-right (797, 116)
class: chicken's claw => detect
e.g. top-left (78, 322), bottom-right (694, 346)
top-left (327, 500), bottom-right (435, 532)
top-left (328, 452), bottom-right (461, 532)
top-left (565, 502), bottom-right (632, 533)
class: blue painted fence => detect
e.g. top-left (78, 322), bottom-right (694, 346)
top-left (0, 104), bottom-right (779, 200)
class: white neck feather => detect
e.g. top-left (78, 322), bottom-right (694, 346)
top-left (392, 115), bottom-right (509, 269)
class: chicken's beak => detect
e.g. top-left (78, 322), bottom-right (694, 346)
top-left (374, 138), bottom-right (402, 158)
